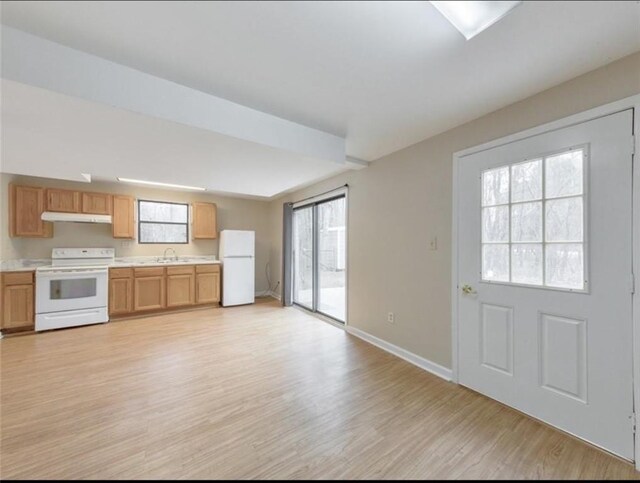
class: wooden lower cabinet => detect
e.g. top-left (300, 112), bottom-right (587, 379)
top-left (196, 272), bottom-right (220, 304)
top-left (109, 264), bottom-right (219, 318)
top-left (109, 277), bottom-right (133, 315)
top-left (167, 266), bottom-right (195, 308)
top-left (3, 285), bottom-right (34, 329)
top-left (1, 272), bottom-right (35, 331)
top-left (134, 275), bottom-right (166, 312)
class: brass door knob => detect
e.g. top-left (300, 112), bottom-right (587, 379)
top-left (461, 284), bottom-right (477, 295)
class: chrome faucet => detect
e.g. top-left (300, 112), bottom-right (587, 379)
top-left (162, 247), bottom-right (178, 261)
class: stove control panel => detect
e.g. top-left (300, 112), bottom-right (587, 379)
top-left (51, 248), bottom-right (115, 260)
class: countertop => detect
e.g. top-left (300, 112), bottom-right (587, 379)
top-left (0, 256), bottom-right (220, 272)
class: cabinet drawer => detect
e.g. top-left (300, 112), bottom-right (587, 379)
top-left (2, 271), bottom-right (34, 285)
top-left (196, 264), bottom-right (220, 273)
top-left (134, 267), bottom-right (165, 277)
top-left (167, 265), bottom-right (195, 276)
top-left (110, 268), bottom-right (133, 279)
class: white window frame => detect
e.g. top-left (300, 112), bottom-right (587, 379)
top-left (479, 144), bottom-right (590, 293)
top-left (137, 199), bottom-right (190, 244)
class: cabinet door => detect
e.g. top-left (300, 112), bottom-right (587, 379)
top-left (192, 202), bottom-right (217, 239)
top-left (112, 195), bottom-right (135, 239)
top-left (134, 276), bottom-right (165, 311)
top-left (167, 273), bottom-right (195, 307)
top-left (82, 192), bottom-right (112, 215)
top-left (46, 188), bottom-right (81, 213)
top-left (2, 284), bottom-right (34, 329)
top-left (109, 277), bottom-right (133, 315)
top-left (10, 184), bottom-right (53, 238)
top-left (196, 272), bottom-right (220, 304)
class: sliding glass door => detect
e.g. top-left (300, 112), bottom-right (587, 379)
top-left (292, 195), bottom-right (346, 323)
top-left (292, 206), bottom-right (313, 309)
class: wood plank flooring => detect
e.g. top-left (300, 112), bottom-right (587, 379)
top-left (1, 299), bottom-right (637, 479)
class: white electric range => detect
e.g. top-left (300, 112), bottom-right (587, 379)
top-left (35, 248), bottom-right (114, 331)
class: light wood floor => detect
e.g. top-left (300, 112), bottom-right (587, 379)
top-left (1, 299), bottom-right (637, 480)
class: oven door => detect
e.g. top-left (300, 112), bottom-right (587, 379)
top-left (36, 269), bottom-right (108, 314)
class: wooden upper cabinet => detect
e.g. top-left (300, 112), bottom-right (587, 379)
top-left (112, 195), bottom-right (135, 239)
top-left (46, 188), bottom-right (81, 213)
top-left (82, 192), bottom-right (112, 215)
top-left (9, 184), bottom-right (53, 238)
top-left (192, 202), bottom-right (217, 239)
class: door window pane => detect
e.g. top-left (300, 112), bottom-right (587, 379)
top-left (482, 166), bottom-right (510, 206)
top-left (482, 206), bottom-right (509, 243)
top-left (480, 147), bottom-right (585, 290)
top-left (546, 150), bottom-right (583, 198)
top-left (511, 202), bottom-right (542, 242)
top-left (511, 159), bottom-right (542, 202)
top-left (293, 207), bottom-right (313, 308)
top-left (545, 244), bottom-right (584, 289)
top-left (545, 197), bottom-right (583, 242)
top-left (482, 244), bottom-right (509, 282)
top-left (318, 197), bottom-right (346, 322)
top-left (511, 244), bottom-right (543, 285)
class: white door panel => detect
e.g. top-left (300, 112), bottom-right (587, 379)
top-left (457, 110), bottom-right (634, 459)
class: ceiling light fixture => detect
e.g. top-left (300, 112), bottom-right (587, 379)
top-left (430, 1), bottom-right (522, 40)
top-left (117, 177), bottom-right (206, 191)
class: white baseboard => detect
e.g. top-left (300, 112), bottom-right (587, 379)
top-left (346, 326), bottom-right (453, 382)
top-left (268, 291), bottom-right (281, 301)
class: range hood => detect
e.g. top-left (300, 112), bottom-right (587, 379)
top-left (41, 212), bottom-right (112, 224)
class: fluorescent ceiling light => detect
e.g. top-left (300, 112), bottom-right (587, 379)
top-left (431, 1), bottom-right (522, 40)
top-left (117, 177), bottom-right (206, 191)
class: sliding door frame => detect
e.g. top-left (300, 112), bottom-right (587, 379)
top-left (292, 187), bottom-right (348, 325)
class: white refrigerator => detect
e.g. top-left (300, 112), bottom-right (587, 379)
top-left (219, 230), bottom-right (255, 306)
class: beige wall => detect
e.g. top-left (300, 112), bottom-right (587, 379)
top-left (268, 51), bottom-right (640, 369)
top-left (1, 173), bottom-right (273, 292)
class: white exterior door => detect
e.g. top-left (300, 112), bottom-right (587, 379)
top-left (456, 110), bottom-right (634, 459)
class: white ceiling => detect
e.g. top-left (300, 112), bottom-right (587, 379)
top-left (1, 80), bottom-right (348, 199)
top-left (2, 1), bottom-right (638, 163)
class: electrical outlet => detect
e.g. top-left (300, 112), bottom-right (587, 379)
top-left (387, 312), bottom-right (395, 324)
top-left (120, 240), bottom-right (132, 248)
top-left (429, 236), bottom-right (438, 251)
